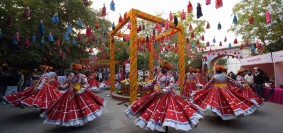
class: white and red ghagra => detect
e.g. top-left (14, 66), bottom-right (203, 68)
top-left (4, 72), bottom-right (62, 109)
top-left (183, 72), bottom-right (197, 99)
top-left (192, 74), bottom-right (260, 120)
top-left (41, 73), bottom-right (105, 127)
top-left (88, 73), bottom-right (101, 92)
top-left (125, 73), bottom-right (203, 132)
top-left (233, 75), bottom-right (264, 106)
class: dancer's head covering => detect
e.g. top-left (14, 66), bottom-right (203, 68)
top-left (215, 65), bottom-right (222, 71)
top-left (72, 64), bottom-right (82, 70)
top-left (195, 69), bottom-right (200, 73)
top-left (39, 65), bottom-right (49, 71)
top-left (237, 69), bottom-right (245, 74)
top-left (163, 62), bottom-right (172, 70)
top-left (189, 67), bottom-right (194, 72)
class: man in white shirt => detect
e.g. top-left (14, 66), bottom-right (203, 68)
top-left (244, 71), bottom-right (254, 84)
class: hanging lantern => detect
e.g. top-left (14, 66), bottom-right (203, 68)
top-left (95, 20), bottom-right (99, 29)
top-left (217, 22), bottom-right (221, 30)
top-left (245, 40), bottom-right (249, 46)
top-left (86, 26), bottom-right (92, 37)
top-left (219, 41), bottom-right (222, 46)
top-left (101, 3), bottom-right (106, 17)
top-left (215, 0), bottom-right (223, 9)
top-left (240, 44), bottom-right (243, 50)
top-left (206, 21), bottom-right (210, 29)
top-left (118, 14), bottom-right (123, 23)
top-left (181, 9), bottom-right (186, 20)
top-left (48, 33), bottom-right (54, 42)
top-left (206, 0), bottom-right (211, 5)
top-left (25, 38), bottom-right (30, 47)
top-left (31, 34), bottom-right (36, 43)
top-left (224, 36), bottom-right (227, 42)
top-left (233, 38), bottom-right (238, 44)
top-left (187, 1), bottom-right (193, 13)
top-left (249, 15), bottom-right (254, 24)
top-left (233, 14), bottom-right (238, 24)
top-left (196, 39), bottom-right (200, 45)
top-left (189, 23), bottom-right (193, 31)
top-left (206, 41), bottom-right (210, 46)
top-left (266, 10), bottom-right (271, 23)
top-left (191, 31), bottom-right (194, 38)
top-left (78, 18), bottom-right (83, 29)
top-left (165, 20), bottom-right (169, 30)
top-left (186, 38), bottom-right (190, 43)
top-left (213, 36), bottom-right (216, 43)
top-left (173, 16), bottom-right (178, 26)
top-left (201, 35), bottom-right (204, 41)
top-left (72, 38), bottom-right (77, 46)
top-left (23, 7), bottom-right (30, 18)
top-left (67, 22), bottom-right (72, 34)
top-left (64, 33), bottom-right (69, 41)
top-left (196, 3), bottom-right (203, 19)
top-left (38, 20), bottom-right (45, 35)
top-left (52, 13), bottom-right (59, 24)
top-left (110, 0), bottom-right (115, 11)
top-left (169, 11), bottom-right (173, 21)
top-left (228, 43), bottom-right (232, 49)
top-left (112, 22), bottom-right (116, 30)
top-left (83, 0), bottom-right (90, 6)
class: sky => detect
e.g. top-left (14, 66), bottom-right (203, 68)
top-left (90, 0), bottom-right (242, 50)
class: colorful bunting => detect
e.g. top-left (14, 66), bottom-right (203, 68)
top-left (23, 7), bottom-right (30, 18)
top-left (189, 23), bottom-right (193, 31)
top-left (67, 22), bottom-right (72, 34)
top-left (52, 13), bottom-right (59, 24)
top-left (31, 34), bottom-right (36, 43)
top-left (72, 38), bottom-right (76, 46)
top-left (206, 0), bottom-right (211, 5)
top-left (169, 11), bottom-right (173, 21)
top-left (181, 9), bottom-right (186, 20)
top-left (233, 38), bottom-right (238, 44)
top-left (233, 14), bottom-right (237, 24)
top-left (249, 15), bottom-right (254, 24)
top-left (173, 16), bottom-right (178, 26)
top-left (119, 14), bottom-right (123, 23)
top-left (48, 33), bottom-right (54, 42)
top-left (38, 20), bottom-right (45, 35)
top-left (86, 26), bottom-right (91, 37)
top-left (206, 41), bottom-right (210, 46)
top-left (213, 36), bottom-right (216, 43)
top-left (228, 43), bottom-right (232, 48)
top-left (95, 20), bottom-right (99, 29)
top-left (224, 36), bottom-right (227, 42)
top-left (206, 21), bottom-right (210, 29)
top-left (201, 35), bottom-right (204, 41)
top-left (217, 22), bottom-right (221, 30)
top-left (266, 10), bottom-right (271, 23)
top-left (64, 33), bottom-right (69, 41)
top-left (78, 18), bottom-right (83, 29)
top-left (219, 41), bottom-right (222, 46)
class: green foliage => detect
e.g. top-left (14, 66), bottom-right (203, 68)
top-left (217, 58), bottom-right (228, 66)
top-left (229, 0), bottom-right (283, 47)
top-left (0, 0), bottom-right (111, 70)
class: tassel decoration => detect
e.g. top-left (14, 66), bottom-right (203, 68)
top-left (52, 13), bottom-right (59, 24)
top-left (101, 3), bottom-right (106, 17)
top-left (31, 34), bottom-right (36, 43)
top-left (23, 7), bottom-right (30, 18)
top-left (173, 16), bottom-right (178, 26)
top-left (219, 41), bottom-right (222, 46)
top-left (67, 22), bottom-right (72, 34)
top-left (165, 20), bottom-right (169, 30)
top-left (38, 20), bottom-right (45, 35)
top-left (189, 23), bottom-right (193, 31)
top-left (72, 38), bottom-right (77, 46)
top-left (249, 15), bottom-right (254, 24)
top-left (40, 36), bottom-right (44, 44)
top-left (213, 36), bottom-right (216, 43)
top-left (206, 41), bottom-right (210, 46)
top-left (181, 9), bottom-right (186, 20)
top-left (64, 33), bottom-right (69, 41)
top-left (119, 13), bottom-right (123, 23)
top-left (206, 0), bottom-right (211, 5)
top-left (196, 3), bottom-right (203, 19)
top-left (112, 22), bottom-right (115, 30)
top-left (86, 26), bottom-right (92, 37)
top-left (191, 31), bottom-right (194, 38)
top-left (95, 20), bottom-right (99, 29)
top-left (25, 38), bottom-right (30, 47)
top-left (201, 35), bottom-right (204, 41)
top-left (110, 0), bottom-right (115, 11)
top-left (169, 11), bottom-right (173, 21)
top-left (48, 33), bottom-right (54, 42)
top-left (266, 10), bottom-right (271, 23)
top-left (187, 1), bottom-right (193, 13)
top-left (233, 38), bottom-right (238, 44)
top-left (217, 22), bottom-right (221, 30)
top-left (206, 21), bottom-right (210, 29)
top-left (256, 41), bottom-right (260, 47)
top-left (224, 36), bottom-right (227, 42)
top-left (78, 18), bottom-right (83, 29)
top-left (233, 14), bottom-right (238, 24)
top-left (215, 0), bottom-right (223, 9)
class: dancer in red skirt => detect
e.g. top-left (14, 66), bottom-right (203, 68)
top-left (46, 67), bottom-right (60, 88)
top-left (234, 69), bottom-right (264, 106)
top-left (125, 62), bottom-right (203, 132)
top-left (88, 72), bottom-right (101, 92)
top-left (192, 65), bottom-right (259, 120)
top-left (182, 67), bottom-right (197, 98)
top-left (4, 65), bottom-right (62, 109)
top-left (41, 63), bottom-right (105, 127)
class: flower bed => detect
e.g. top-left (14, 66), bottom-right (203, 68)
top-left (118, 79), bottom-right (153, 97)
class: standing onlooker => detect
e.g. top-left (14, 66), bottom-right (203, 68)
top-left (254, 67), bottom-right (264, 97)
top-left (5, 68), bottom-right (21, 96)
top-left (17, 70), bottom-right (25, 91)
top-left (0, 64), bottom-right (8, 104)
top-left (244, 70), bottom-right (254, 84)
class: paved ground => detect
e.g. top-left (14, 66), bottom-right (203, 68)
top-left (0, 90), bottom-right (283, 133)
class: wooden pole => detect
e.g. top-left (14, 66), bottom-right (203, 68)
top-left (149, 41), bottom-right (154, 80)
top-left (110, 33), bottom-right (115, 93)
top-left (178, 28), bottom-right (185, 95)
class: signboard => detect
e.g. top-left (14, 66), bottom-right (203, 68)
top-left (272, 50), bottom-right (283, 62)
top-left (240, 53), bottom-right (273, 66)
top-left (125, 63), bottom-right (130, 72)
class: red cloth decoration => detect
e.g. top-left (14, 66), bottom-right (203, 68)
top-left (249, 16), bottom-right (254, 24)
top-left (189, 23), bottom-right (193, 31)
top-left (95, 20), bottom-right (99, 29)
top-left (101, 4), bottom-right (106, 17)
top-left (191, 31), bottom-right (194, 38)
top-left (201, 35), bottom-right (204, 41)
top-left (86, 26), bottom-right (92, 37)
top-left (124, 12), bottom-right (127, 20)
top-left (169, 11), bottom-right (173, 21)
top-left (118, 14), bottom-right (123, 23)
top-left (233, 38), bottom-right (238, 44)
top-left (206, 21), bottom-right (210, 29)
top-left (224, 36), bottom-right (227, 42)
top-left (219, 41), bottom-right (222, 46)
top-left (181, 9), bottom-right (186, 20)
top-left (215, 0), bottom-right (223, 9)
top-left (187, 1), bottom-right (193, 13)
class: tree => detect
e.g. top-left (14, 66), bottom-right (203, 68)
top-left (217, 58), bottom-right (228, 66)
top-left (229, 0), bottom-right (283, 47)
top-left (0, 0), bottom-right (111, 71)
